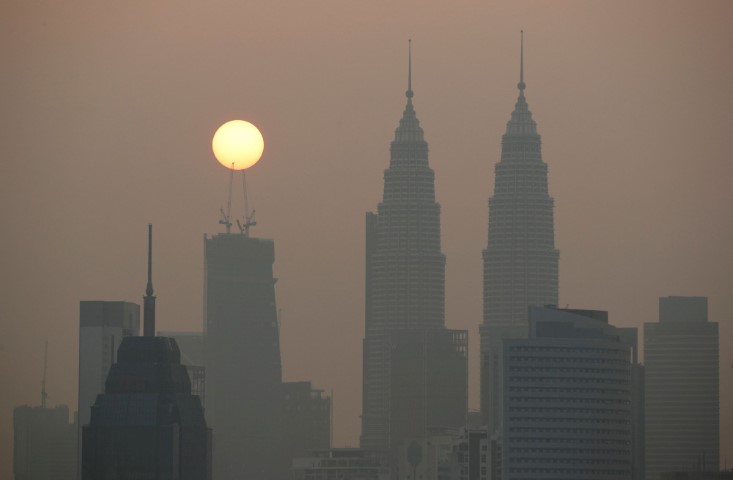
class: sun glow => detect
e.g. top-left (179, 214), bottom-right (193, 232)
top-left (212, 120), bottom-right (264, 170)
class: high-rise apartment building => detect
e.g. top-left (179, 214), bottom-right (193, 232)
top-left (362, 45), bottom-right (465, 450)
top-left (503, 307), bottom-right (634, 480)
top-left (14, 405), bottom-right (77, 480)
top-left (204, 233), bottom-right (284, 480)
top-left (645, 296), bottom-right (719, 480)
top-left (480, 35), bottom-right (559, 434)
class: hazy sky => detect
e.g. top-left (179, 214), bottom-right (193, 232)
top-left (2, 1), bottom-right (732, 477)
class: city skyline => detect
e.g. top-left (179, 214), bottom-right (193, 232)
top-left (1, 1), bottom-right (732, 478)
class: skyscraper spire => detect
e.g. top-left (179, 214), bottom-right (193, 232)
top-left (406, 39), bottom-right (413, 99)
top-left (518, 30), bottom-right (525, 92)
top-left (143, 224), bottom-right (156, 337)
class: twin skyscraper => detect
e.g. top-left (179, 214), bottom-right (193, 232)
top-left (361, 35), bottom-right (558, 452)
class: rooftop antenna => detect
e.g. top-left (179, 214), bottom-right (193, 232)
top-left (406, 38), bottom-right (413, 100)
top-left (143, 224), bottom-right (156, 337)
top-left (219, 164), bottom-right (234, 234)
top-left (41, 340), bottom-right (48, 408)
top-left (518, 30), bottom-right (526, 93)
top-left (236, 171), bottom-right (257, 236)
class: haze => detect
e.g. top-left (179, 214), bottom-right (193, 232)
top-left (1, 1), bottom-right (732, 477)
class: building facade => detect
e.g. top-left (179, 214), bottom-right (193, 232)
top-left (204, 233), bottom-right (284, 480)
top-left (645, 297), bottom-right (719, 480)
top-left (362, 46), bottom-right (465, 451)
top-left (502, 307), bottom-right (634, 480)
top-left (480, 36), bottom-right (559, 435)
top-left (81, 336), bottom-right (211, 480)
top-left (14, 405), bottom-right (77, 480)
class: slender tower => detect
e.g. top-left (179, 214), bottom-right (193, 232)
top-left (361, 42), bottom-right (454, 450)
top-left (143, 223), bottom-right (156, 337)
top-left (479, 32), bottom-right (559, 432)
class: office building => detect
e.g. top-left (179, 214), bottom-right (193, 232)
top-left (502, 307), bottom-right (634, 480)
top-left (204, 233), bottom-right (284, 480)
top-left (13, 405), bottom-right (77, 480)
top-left (362, 44), bottom-right (466, 451)
top-left (645, 297), bottom-right (719, 480)
top-left (81, 336), bottom-right (212, 479)
top-left (479, 35), bottom-right (559, 434)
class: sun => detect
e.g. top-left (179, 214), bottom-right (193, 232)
top-left (212, 120), bottom-right (264, 170)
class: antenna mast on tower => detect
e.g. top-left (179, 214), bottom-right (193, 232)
top-left (41, 341), bottom-right (48, 408)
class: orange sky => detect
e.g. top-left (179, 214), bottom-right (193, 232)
top-left (1, 1), bottom-right (732, 477)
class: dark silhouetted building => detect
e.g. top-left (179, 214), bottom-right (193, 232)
top-left (361, 44), bottom-right (466, 451)
top-left (282, 381), bottom-right (332, 462)
top-left (77, 300), bottom-right (140, 478)
top-left (204, 233), bottom-right (284, 480)
top-left (480, 34), bottom-right (559, 436)
top-left (502, 307), bottom-right (634, 480)
top-left (81, 336), bottom-right (212, 480)
top-left (14, 405), bottom-right (77, 480)
top-left (645, 297), bottom-right (719, 480)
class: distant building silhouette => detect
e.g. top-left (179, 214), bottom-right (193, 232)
top-left (480, 33), bottom-right (559, 436)
top-left (389, 329), bottom-right (467, 456)
top-left (13, 405), bottom-right (77, 480)
top-left (77, 300), bottom-right (139, 477)
top-left (204, 233), bottom-right (284, 480)
top-left (645, 297), bottom-right (719, 480)
top-left (282, 381), bottom-right (332, 461)
top-left (361, 43), bottom-right (466, 451)
top-left (502, 307), bottom-right (634, 480)
top-left (81, 336), bottom-right (212, 479)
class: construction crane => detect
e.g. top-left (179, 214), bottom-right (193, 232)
top-left (236, 171), bottom-right (256, 236)
top-left (41, 341), bottom-right (48, 408)
top-left (219, 165), bottom-right (235, 234)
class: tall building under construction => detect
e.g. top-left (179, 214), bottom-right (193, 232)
top-left (204, 233), bottom-right (284, 480)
